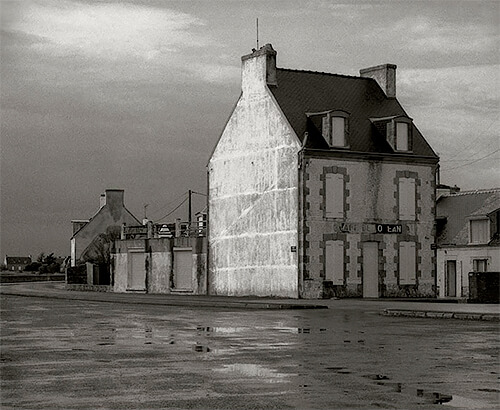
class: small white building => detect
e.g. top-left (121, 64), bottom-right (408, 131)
top-left (436, 188), bottom-right (500, 298)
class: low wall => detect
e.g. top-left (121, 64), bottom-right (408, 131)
top-left (0, 273), bottom-right (65, 283)
top-left (66, 265), bottom-right (87, 284)
top-left (469, 272), bottom-right (499, 304)
top-left (66, 284), bottom-right (112, 292)
top-left (113, 237), bottom-right (207, 294)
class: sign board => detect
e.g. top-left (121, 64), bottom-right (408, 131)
top-left (291, 246), bottom-right (297, 253)
top-left (375, 224), bottom-right (402, 234)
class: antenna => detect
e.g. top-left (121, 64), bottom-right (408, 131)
top-left (256, 18), bottom-right (259, 49)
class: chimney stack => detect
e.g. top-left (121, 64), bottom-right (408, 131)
top-left (99, 193), bottom-right (106, 209)
top-left (241, 43), bottom-right (277, 95)
top-left (360, 64), bottom-right (397, 98)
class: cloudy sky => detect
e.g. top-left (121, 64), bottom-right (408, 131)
top-left (1, 0), bottom-right (498, 258)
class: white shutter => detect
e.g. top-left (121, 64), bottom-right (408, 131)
top-left (332, 117), bottom-right (345, 146)
top-left (325, 173), bottom-right (344, 218)
top-left (398, 178), bottom-right (415, 220)
top-left (325, 240), bottom-right (344, 285)
top-left (399, 242), bottom-right (416, 285)
top-left (470, 219), bottom-right (489, 244)
top-left (396, 123), bottom-right (409, 151)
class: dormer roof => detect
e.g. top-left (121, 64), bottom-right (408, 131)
top-left (269, 68), bottom-right (438, 159)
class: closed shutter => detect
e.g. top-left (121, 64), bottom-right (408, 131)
top-left (398, 178), bottom-right (416, 220)
top-left (399, 242), bottom-right (416, 285)
top-left (470, 219), bottom-right (488, 244)
top-left (325, 173), bottom-right (344, 218)
top-left (332, 117), bottom-right (345, 146)
top-left (325, 240), bottom-right (344, 285)
top-left (396, 122), bottom-right (409, 151)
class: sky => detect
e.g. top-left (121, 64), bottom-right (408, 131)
top-left (1, 0), bottom-right (499, 259)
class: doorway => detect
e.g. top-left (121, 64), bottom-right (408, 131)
top-left (362, 242), bottom-right (379, 298)
top-left (173, 248), bottom-right (193, 290)
top-left (128, 251), bottom-right (146, 291)
top-left (446, 260), bottom-right (457, 297)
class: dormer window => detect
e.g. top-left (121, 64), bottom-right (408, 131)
top-left (371, 115), bottom-right (412, 152)
top-left (469, 217), bottom-right (490, 244)
top-left (391, 117), bottom-right (412, 152)
top-left (396, 122), bottom-right (409, 151)
top-left (320, 110), bottom-right (349, 147)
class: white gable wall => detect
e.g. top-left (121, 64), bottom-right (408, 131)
top-left (208, 49), bottom-right (301, 297)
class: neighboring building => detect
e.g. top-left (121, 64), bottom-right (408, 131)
top-left (208, 44), bottom-right (439, 298)
top-left (436, 188), bottom-right (500, 299)
top-left (113, 222), bottom-right (207, 294)
top-left (71, 189), bottom-right (140, 267)
top-left (4, 255), bottom-right (32, 271)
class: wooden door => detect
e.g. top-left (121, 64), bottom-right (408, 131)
top-left (362, 242), bottom-right (379, 298)
top-left (446, 260), bottom-right (457, 297)
top-left (174, 249), bottom-right (193, 290)
top-left (128, 251), bottom-right (146, 291)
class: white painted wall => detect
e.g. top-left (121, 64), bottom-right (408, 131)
top-left (208, 49), bottom-right (301, 297)
top-left (437, 246), bottom-right (500, 298)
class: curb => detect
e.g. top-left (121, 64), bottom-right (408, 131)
top-left (383, 308), bottom-right (499, 322)
top-left (0, 289), bottom-right (328, 310)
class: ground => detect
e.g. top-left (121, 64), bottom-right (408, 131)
top-left (1, 295), bottom-right (499, 409)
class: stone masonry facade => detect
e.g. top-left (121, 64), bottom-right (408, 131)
top-left (300, 155), bottom-right (437, 299)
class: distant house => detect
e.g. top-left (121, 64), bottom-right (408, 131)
top-left (4, 256), bottom-right (32, 271)
top-left (71, 190), bottom-right (140, 267)
top-left (208, 44), bottom-right (439, 299)
top-left (436, 188), bottom-right (500, 298)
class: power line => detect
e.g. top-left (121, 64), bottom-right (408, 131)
top-left (446, 119), bottom-right (498, 161)
top-left (441, 148), bottom-right (500, 171)
top-left (149, 192), bottom-right (188, 220)
top-left (155, 197), bottom-right (188, 222)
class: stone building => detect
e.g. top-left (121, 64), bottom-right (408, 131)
top-left (70, 189), bottom-right (140, 267)
top-left (208, 44), bottom-right (439, 298)
top-left (4, 255), bottom-right (31, 271)
top-left (436, 188), bottom-right (500, 299)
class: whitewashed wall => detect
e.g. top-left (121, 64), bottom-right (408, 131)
top-left (208, 50), bottom-right (301, 297)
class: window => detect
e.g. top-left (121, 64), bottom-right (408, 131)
top-left (470, 219), bottom-right (489, 244)
top-left (399, 241), bottom-right (416, 285)
top-left (473, 259), bottom-right (488, 272)
top-left (325, 173), bottom-right (344, 218)
top-left (398, 177), bottom-right (416, 220)
top-left (396, 122), bottom-right (409, 151)
top-left (325, 240), bottom-right (344, 285)
top-left (321, 111), bottom-right (349, 147)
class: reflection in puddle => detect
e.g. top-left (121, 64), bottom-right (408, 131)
top-left (371, 380), bottom-right (491, 407)
top-left (197, 326), bottom-right (247, 333)
top-left (194, 344), bottom-right (211, 353)
top-left (216, 363), bottom-right (294, 383)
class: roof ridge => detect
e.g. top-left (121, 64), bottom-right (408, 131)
top-left (277, 67), bottom-right (366, 80)
top-left (446, 188), bottom-right (500, 197)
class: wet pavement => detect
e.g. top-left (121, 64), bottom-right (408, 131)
top-left (1, 291), bottom-right (499, 409)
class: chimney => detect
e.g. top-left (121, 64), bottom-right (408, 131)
top-left (103, 189), bottom-right (124, 208)
top-left (241, 43), bottom-right (277, 95)
top-left (99, 193), bottom-right (106, 209)
top-left (360, 64), bottom-right (397, 98)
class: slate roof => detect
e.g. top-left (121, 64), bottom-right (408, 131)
top-left (436, 189), bottom-right (500, 246)
top-left (269, 68), bottom-right (438, 158)
top-left (5, 256), bottom-right (32, 265)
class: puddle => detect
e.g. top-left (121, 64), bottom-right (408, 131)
top-left (371, 380), bottom-right (491, 407)
top-left (215, 363), bottom-right (294, 383)
top-left (441, 394), bottom-right (496, 408)
top-left (194, 344), bottom-right (211, 353)
top-left (197, 326), bottom-right (246, 333)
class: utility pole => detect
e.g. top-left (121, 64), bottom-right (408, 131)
top-left (188, 190), bottom-right (192, 230)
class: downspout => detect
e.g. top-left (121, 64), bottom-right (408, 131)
top-left (297, 132), bottom-right (308, 298)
